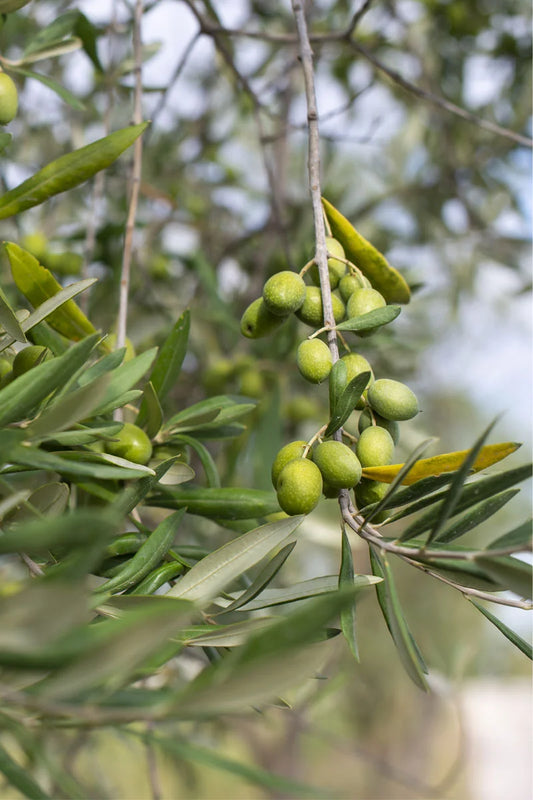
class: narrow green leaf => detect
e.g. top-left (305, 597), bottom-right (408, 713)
top-left (435, 490), bottom-right (520, 544)
top-left (328, 358), bottom-right (347, 417)
top-left (0, 741), bottom-right (50, 800)
top-left (399, 464), bottom-right (532, 542)
top-left (487, 520), bottom-right (533, 551)
top-left (97, 509), bottom-right (186, 594)
top-left (90, 348), bottom-right (158, 415)
top-left (75, 12), bottom-right (104, 72)
top-left (6, 244), bottom-right (97, 341)
top-left (426, 419), bottom-right (498, 545)
top-left (8, 446), bottom-right (155, 480)
top-left (325, 371), bottom-right (370, 437)
top-left (23, 11), bottom-right (79, 56)
top-left (137, 310), bottom-right (190, 426)
top-left (468, 599), bottom-right (532, 659)
top-left (339, 527), bottom-right (359, 661)
top-left (0, 1), bottom-right (32, 12)
top-left (77, 347), bottom-right (125, 385)
top-left (167, 516), bottom-right (304, 606)
top-left (149, 486), bottom-right (279, 519)
top-left (475, 556), bottom-right (532, 600)
top-left (370, 547), bottom-right (428, 690)
top-left (166, 395), bottom-right (254, 429)
top-left (179, 618), bottom-right (275, 647)
top-left (335, 304), bottom-right (401, 332)
top-left (137, 381), bottom-right (163, 438)
top-left (0, 285), bottom-right (26, 341)
top-left (172, 434), bottom-right (220, 488)
top-left (0, 333), bottom-right (99, 427)
top-left (7, 482), bottom-right (69, 523)
top-left (112, 458), bottom-right (179, 517)
top-left (0, 510), bottom-right (116, 556)
top-left (222, 574), bottom-right (380, 611)
top-left (9, 67), bottom-right (85, 110)
top-left (25, 373), bottom-right (110, 440)
top-left (140, 733), bottom-right (327, 800)
top-left (0, 122), bottom-right (148, 220)
top-left (219, 541), bottom-right (296, 614)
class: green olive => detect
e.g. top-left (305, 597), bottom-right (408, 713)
top-left (296, 338), bottom-right (332, 384)
top-left (0, 72), bottom-right (18, 125)
top-left (367, 379), bottom-right (419, 421)
top-left (276, 458), bottom-right (323, 515)
top-left (0, 357), bottom-right (11, 379)
top-left (238, 367), bottom-right (265, 398)
top-left (240, 298), bottom-right (287, 338)
top-left (356, 426), bottom-right (395, 468)
top-left (313, 440), bottom-right (362, 489)
top-left (12, 346), bottom-right (51, 377)
top-left (296, 286), bottom-right (345, 327)
top-left (355, 479), bottom-right (389, 522)
top-left (346, 288), bottom-right (386, 319)
top-left (284, 395), bottom-right (321, 423)
top-left (202, 358), bottom-right (235, 394)
top-left (338, 273), bottom-right (371, 302)
top-left (105, 422), bottom-right (153, 465)
top-left (358, 408), bottom-right (400, 445)
top-left (310, 237), bottom-right (347, 289)
top-left (341, 352), bottom-right (373, 409)
top-left (262, 271), bottom-right (306, 316)
top-left (271, 440), bottom-right (308, 488)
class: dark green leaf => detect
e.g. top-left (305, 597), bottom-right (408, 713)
top-left (325, 371), bottom-right (371, 437)
top-left (339, 527), bottom-right (359, 660)
top-left (112, 458), bottom-right (179, 517)
top-left (399, 464), bottom-right (532, 542)
top-left (0, 333), bottom-right (99, 427)
top-left (149, 486), bottom-right (279, 519)
top-left (435, 490), bottom-right (520, 544)
top-left (90, 348), bottom-right (157, 415)
top-left (23, 11), bottom-right (80, 56)
top-left (328, 358), bottom-right (347, 416)
top-left (370, 547), bottom-right (428, 690)
top-left (0, 285), bottom-right (26, 341)
top-left (468, 599), bottom-right (532, 659)
top-left (137, 310), bottom-right (190, 426)
top-left (0, 741), bottom-right (50, 800)
top-left (172, 434), bottom-right (220, 488)
top-left (219, 541), bottom-right (296, 614)
top-left (8, 446), bottom-right (154, 480)
top-left (0, 123), bottom-right (148, 220)
top-left (137, 381), bottom-right (163, 438)
top-left (25, 373), bottom-right (110, 440)
top-left (335, 304), bottom-right (401, 332)
top-left (475, 556), bottom-right (532, 600)
top-left (226, 574), bottom-right (380, 611)
top-left (0, 510), bottom-right (116, 555)
top-left (487, 520), bottom-right (533, 551)
top-left (426, 419), bottom-right (498, 545)
top-left (75, 12), bottom-right (104, 72)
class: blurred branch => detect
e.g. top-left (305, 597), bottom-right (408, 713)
top-left (116, 0), bottom-right (145, 354)
top-left (148, 32), bottom-right (201, 132)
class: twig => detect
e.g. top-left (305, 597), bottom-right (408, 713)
top-left (291, 0), bottom-right (339, 363)
top-left (116, 0), bottom-right (145, 356)
top-left (148, 32), bottom-right (200, 132)
top-left (348, 39), bottom-right (533, 149)
top-left (19, 553), bottom-right (44, 577)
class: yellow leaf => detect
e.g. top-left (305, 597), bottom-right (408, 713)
top-left (322, 197), bottom-right (411, 304)
top-left (362, 442), bottom-right (522, 485)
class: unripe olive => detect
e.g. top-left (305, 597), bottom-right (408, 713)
top-left (0, 73), bottom-right (18, 125)
top-left (356, 426), bottom-right (395, 468)
top-left (202, 358), bottom-right (234, 394)
top-left (21, 231), bottom-right (48, 259)
top-left (12, 346), bottom-right (51, 377)
top-left (238, 367), bottom-right (265, 398)
top-left (296, 286), bottom-right (345, 327)
top-left (296, 338), bottom-right (332, 384)
top-left (355, 479), bottom-right (389, 522)
top-left (276, 458), bottom-right (323, 515)
top-left (313, 440), bottom-right (362, 489)
top-left (310, 237), bottom-right (347, 289)
top-left (240, 298), bottom-right (286, 338)
top-left (367, 379), bottom-right (419, 421)
top-left (262, 271), bottom-right (306, 316)
top-left (105, 422), bottom-right (153, 465)
top-left (358, 408), bottom-right (400, 445)
top-left (346, 288), bottom-right (386, 319)
top-left (338, 273), bottom-right (371, 302)
top-left (0, 357), bottom-right (11, 379)
top-left (271, 440), bottom-right (308, 488)
top-left (341, 352), bottom-right (373, 409)
top-left (322, 482), bottom-right (340, 499)
top-left (284, 395), bottom-right (321, 423)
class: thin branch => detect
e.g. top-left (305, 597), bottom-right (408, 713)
top-left (116, 0), bottom-right (145, 355)
top-left (348, 40), bottom-right (533, 149)
top-left (145, 724), bottom-right (162, 800)
top-left (148, 32), bottom-right (201, 132)
top-left (291, 0), bottom-right (339, 363)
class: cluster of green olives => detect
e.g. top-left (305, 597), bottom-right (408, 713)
top-left (240, 235), bottom-right (419, 518)
top-left (0, 72), bottom-right (18, 126)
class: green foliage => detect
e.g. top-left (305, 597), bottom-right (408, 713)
top-left (0, 1), bottom-right (530, 796)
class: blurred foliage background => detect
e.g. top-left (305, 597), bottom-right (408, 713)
top-left (0, 0), bottom-right (531, 797)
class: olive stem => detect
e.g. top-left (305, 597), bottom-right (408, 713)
top-left (298, 258), bottom-right (315, 277)
top-left (291, 0), bottom-right (340, 366)
top-left (303, 424), bottom-right (327, 458)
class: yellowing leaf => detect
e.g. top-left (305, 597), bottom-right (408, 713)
top-left (322, 197), bottom-right (411, 304)
top-left (6, 242), bottom-right (96, 341)
top-left (362, 442), bottom-right (521, 485)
